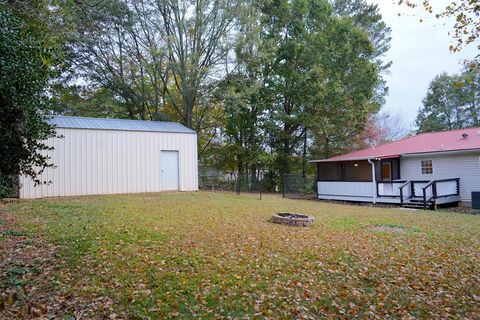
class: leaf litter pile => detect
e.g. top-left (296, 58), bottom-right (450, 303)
top-left (1, 192), bottom-right (479, 319)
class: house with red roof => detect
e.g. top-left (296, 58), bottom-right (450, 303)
top-left (310, 127), bottom-right (480, 209)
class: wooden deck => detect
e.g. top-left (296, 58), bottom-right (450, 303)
top-left (317, 179), bottom-right (461, 209)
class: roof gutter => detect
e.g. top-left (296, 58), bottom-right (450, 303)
top-left (309, 157), bottom-right (373, 163)
top-left (367, 158), bottom-right (377, 204)
top-left (309, 155), bottom-right (401, 163)
top-left (401, 148), bottom-right (480, 158)
top-left (309, 148), bottom-right (480, 163)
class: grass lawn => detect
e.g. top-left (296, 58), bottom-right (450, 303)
top-left (1, 192), bottom-right (480, 318)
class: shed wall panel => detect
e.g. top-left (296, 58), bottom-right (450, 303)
top-left (400, 153), bottom-right (480, 203)
top-left (19, 128), bottom-right (198, 198)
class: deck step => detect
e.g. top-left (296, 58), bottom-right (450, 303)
top-left (402, 204), bottom-right (426, 209)
top-left (402, 200), bottom-right (433, 209)
top-left (408, 198), bottom-right (425, 203)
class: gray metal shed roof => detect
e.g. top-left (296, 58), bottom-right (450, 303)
top-left (48, 116), bottom-right (195, 134)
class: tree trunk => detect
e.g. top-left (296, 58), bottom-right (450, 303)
top-left (302, 128), bottom-right (307, 178)
top-left (184, 93), bottom-right (196, 129)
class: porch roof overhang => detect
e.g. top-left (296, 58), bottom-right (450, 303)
top-left (309, 147), bottom-right (480, 163)
top-left (309, 154), bottom-right (400, 163)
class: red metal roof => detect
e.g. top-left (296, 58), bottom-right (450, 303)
top-left (311, 127), bottom-right (480, 162)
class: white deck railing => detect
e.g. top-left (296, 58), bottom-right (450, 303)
top-left (436, 179), bottom-right (458, 197)
top-left (412, 181), bottom-right (433, 198)
top-left (377, 181), bottom-right (405, 197)
top-left (317, 178), bottom-right (459, 207)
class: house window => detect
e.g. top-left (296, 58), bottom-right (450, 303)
top-left (421, 160), bottom-right (433, 175)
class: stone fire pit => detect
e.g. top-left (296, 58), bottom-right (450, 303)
top-left (270, 212), bottom-right (314, 227)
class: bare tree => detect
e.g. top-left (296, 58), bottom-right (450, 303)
top-left (69, 0), bottom-right (239, 127)
top-left (156, 0), bottom-right (240, 129)
top-left (70, 0), bottom-right (171, 120)
top-left (362, 110), bottom-right (411, 146)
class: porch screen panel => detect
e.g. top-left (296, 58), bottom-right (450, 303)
top-left (317, 163), bottom-right (341, 180)
top-left (391, 159), bottom-right (401, 180)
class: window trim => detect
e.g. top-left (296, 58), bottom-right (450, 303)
top-left (421, 159), bottom-right (434, 175)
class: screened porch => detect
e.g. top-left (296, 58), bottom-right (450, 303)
top-left (315, 159), bottom-right (461, 208)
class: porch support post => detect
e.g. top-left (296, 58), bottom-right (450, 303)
top-left (368, 159), bottom-right (377, 204)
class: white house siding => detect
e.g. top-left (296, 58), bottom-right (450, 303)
top-left (317, 181), bottom-right (373, 198)
top-left (19, 128), bottom-right (198, 198)
top-left (400, 153), bottom-right (480, 205)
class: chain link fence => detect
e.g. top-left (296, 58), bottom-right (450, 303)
top-left (234, 175), bottom-right (264, 199)
top-left (282, 174), bottom-right (316, 199)
top-left (199, 175), bottom-right (237, 192)
top-left (199, 170), bottom-right (265, 199)
top-left (199, 169), bottom-right (316, 200)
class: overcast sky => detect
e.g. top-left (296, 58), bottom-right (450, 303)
top-left (369, 0), bottom-right (478, 129)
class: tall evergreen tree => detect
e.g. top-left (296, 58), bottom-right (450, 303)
top-left (416, 69), bottom-right (480, 133)
top-left (259, 0), bottom-right (380, 172)
top-left (212, 1), bottom-right (274, 183)
top-left (459, 64), bottom-right (480, 127)
top-left (215, 0), bottom-right (386, 187)
top-left (332, 0), bottom-right (392, 105)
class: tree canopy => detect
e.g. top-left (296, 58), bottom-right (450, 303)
top-left (416, 66), bottom-right (480, 133)
top-left (1, 0), bottom-right (393, 191)
top-left (208, 0), bottom-right (387, 186)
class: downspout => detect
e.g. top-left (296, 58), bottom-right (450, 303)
top-left (367, 158), bottom-right (377, 204)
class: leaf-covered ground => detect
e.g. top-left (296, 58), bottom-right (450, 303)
top-left (1, 192), bottom-right (480, 319)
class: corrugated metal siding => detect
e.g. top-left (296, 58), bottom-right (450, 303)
top-left (19, 128), bottom-right (198, 198)
top-left (400, 153), bottom-right (480, 203)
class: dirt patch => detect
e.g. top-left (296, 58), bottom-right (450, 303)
top-left (438, 206), bottom-right (480, 215)
top-left (0, 206), bottom-right (124, 319)
top-left (370, 224), bottom-right (407, 234)
top-left (0, 206), bottom-right (64, 318)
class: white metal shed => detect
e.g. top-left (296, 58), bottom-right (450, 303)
top-left (19, 116), bottom-right (198, 198)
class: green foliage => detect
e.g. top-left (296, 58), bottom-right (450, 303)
top-left (0, 7), bottom-right (60, 184)
top-left (50, 85), bottom-right (132, 119)
top-left (299, 180), bottom-right (315, 194)
top-left (0, 173), bottom-right (17, 198)
top-left (213, 0), bottom-right (386, 188)
top-left (2, 230), bottom-right (26, 237)
top-left (332, 0), bottom-right (392, 106)
top-left (6, 266), bottom-right (30, 286)
top-left (44, 0), bottom-right (389, 190)
top-left (416, 67), bottom-right (480, 133)
top-left (265, 0), bottom-right (380, 166)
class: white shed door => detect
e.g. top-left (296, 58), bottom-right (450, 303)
top-left (161, 151), bottom-right (179, 191)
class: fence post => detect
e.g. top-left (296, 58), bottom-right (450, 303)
top-left (282, 174), bottom-right (285, 198)
top-left (400, 187), bottom-right (404, 206)
top-left (259, 179), bottom-right (263, 200)
top-left (423, 188), bottom-right (427, 209)
top-left (236, 174), bottom-right (240, 195)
